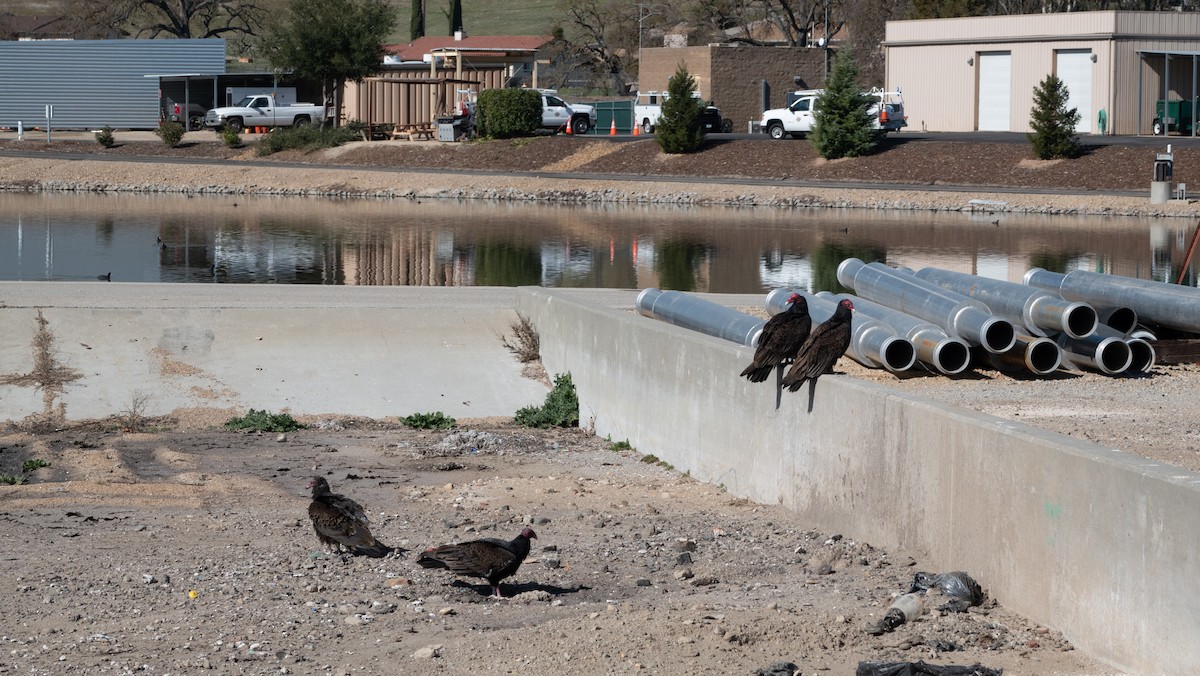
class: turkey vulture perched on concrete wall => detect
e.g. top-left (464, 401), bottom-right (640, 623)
top-left (417, 527), bottom-right (538, 598)
top-left (740, 293), bottom-right (811, 383)
top-left (782, 298), bottom-right (854, 393)
top-left (307, 476), bottom-right (393, 558)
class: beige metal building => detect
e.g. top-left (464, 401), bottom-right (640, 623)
top-left (885, 11), bottom-right (1200, 135)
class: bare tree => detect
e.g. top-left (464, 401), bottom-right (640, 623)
top-left (60, 0), bottom-right (273, 51)
top-left (554, 0), bottom-right (640, 93)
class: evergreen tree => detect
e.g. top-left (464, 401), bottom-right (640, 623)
top-left (1028, 74), bottom-right (1082, 160)
top-left (655, 66), bottom-right (706, 155)
top-left (809, 51), bottom-right (881, 160)
top-left (410, 0), bottom-right (425, 40)
top-left (449, 0), bottom-right (463, 34)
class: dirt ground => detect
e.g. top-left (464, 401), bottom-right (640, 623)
top-left (0, 133), bottom-right (1194, 193)
top-left (0, 413), bottom-right (1117, 676)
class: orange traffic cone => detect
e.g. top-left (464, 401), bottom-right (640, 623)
top-left (632, 123), bottom-right (640, 137)
top-left (565, 120), bottom-right (573, 135)
top-left (609, 118), bottom-right (617, 136)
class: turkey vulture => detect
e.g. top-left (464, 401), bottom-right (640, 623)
top-left (417, 527), bottom-right (538, 598)
top-left (781, 298), bottom-right (854, 393)
top-left (307, 476), bottom-right (393, 558)
top-left (740, 293), bottom-right (811, 383)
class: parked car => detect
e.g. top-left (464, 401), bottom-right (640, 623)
top-left (163, 98), bottom-right (207, 131)
top-left (634, 91), bottom-right (731, 134)
top-left (203, 94), bottom-right (328, 132)
top-left (538, 89), bottom-right (596, 135)
top-left (760, 88), bottom-right (906, 139)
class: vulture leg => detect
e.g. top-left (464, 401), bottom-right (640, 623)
top-left (774, 364), bottom-right (785, 411)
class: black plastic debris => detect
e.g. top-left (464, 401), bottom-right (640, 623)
top-left (856, 660), bottom-right (1002, 676)
top-left (754, 661), bottom-right (799, 676)
top-left (910, 571), bottom-right (985, 612)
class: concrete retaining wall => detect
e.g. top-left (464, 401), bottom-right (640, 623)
top-left (517, 286), bottom-right (1200, 674)
top-left (0, 283), bottom-right (549, 421)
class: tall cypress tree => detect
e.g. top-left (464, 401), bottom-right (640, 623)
top-left (449, 0), bottom-right (463, 34)
top-left (410, 0), bottom-right (425, 40)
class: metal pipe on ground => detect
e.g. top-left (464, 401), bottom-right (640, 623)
top-left (635, 288), bottom-right (764, 347)
top-left (1098, 307), bottom-right (1140, 334)
top-left (987, 331), bottom-right (1062, 375)
top-left (1056, 332), bottom-right (1133, 375)
top-left (794, 290), bottom-right (969, 375)
top-left (764, 289), bottom-right (916, 373)
top-left (837, 258), bottom-right (1017, 354)
top-left (1025, 267), bottom-right (1200, 334)
top-left (1093, 324), bottom-right (1158, 374)
top-left (913, 267), bottom-right (1097, 339)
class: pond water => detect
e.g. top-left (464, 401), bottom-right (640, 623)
top-left (0, 192), bottom-right (1195, 293)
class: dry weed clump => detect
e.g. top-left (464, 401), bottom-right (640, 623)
top-left (0, 309), bottom-right (82, 430)
top-left (500, 312), bottom-right (540, 363)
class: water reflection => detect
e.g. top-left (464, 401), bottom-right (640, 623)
top-left (0, 192), bottom-right (1196, 292)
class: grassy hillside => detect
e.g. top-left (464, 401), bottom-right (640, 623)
top-left (392, 0), bottom-right (558, 41)
top-left (4, 0), bottom-right (559, 42)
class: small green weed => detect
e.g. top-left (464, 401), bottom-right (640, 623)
top-left (640, 454), bottom-right (674, 470)
top-left (95, 126), bottom-right (115, 148)
top-left (0, 475), bottom-right (26, 485)
top-left (514, 373), bottom-right (579, 428)
top-left (224, 409), bottom-right (302, 433)
top-left (610, 439), bottom-right (632, 451)
top-left (399, 411), bottom-right (457, 429)
top-left (22, 459), bottom-right (50, 472)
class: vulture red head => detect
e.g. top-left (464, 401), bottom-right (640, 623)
top-left (787, 293), bottom-right (802, 305)
top-left (839, 299), bottom-right (855, 311)
top-left (521, 527), bottom-right (538, 540)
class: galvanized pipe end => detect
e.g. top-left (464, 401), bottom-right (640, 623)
top-left (1023, 267), bottom-right (1065, 291)
top-left (979, 316), bottom-right (1017, 354)
top-left (764, 287), bottom-right (795, 316)
top-left (836, 257), bottom-right (866, 291)
top-left (931, 338), bottom-right (971, 375)
top-left (1093, 337), bottom-right (1134, 375)
top-left (1023, 336), bottom-right (1062, 375)
top-left (1124, 338), bottom-right (1156, 374)
top-left (635, 287), bottom-right (663, 318)
top-left (878, 336), bottom-right (917, 373)
top-left (1060, 302), bottom-right (1099, 339)
top-left (1099, 306), bottom-right (1139, 334)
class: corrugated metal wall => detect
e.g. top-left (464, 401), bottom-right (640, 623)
top-left (0, 39), bottom-right (226, 130)
top-left (343, 67), bottom-right (505, 128)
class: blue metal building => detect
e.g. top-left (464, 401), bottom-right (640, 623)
top-left (0, 39), bottom-right (226, 130)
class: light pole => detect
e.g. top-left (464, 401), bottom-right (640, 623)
top-left (637, 1), bottom-right (657, 55)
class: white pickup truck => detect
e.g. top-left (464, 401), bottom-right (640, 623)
top-left (760, 88), bottom-right (906, 139)
top-left (539, 90), bottom-right (596, 135)
top-left (203, 94), bottom-right (328, 132)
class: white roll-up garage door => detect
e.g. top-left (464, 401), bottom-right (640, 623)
top-left (978, 52), bottom-right (1012, 132)
top-left (1056, 50), bottom-right (1093, 134)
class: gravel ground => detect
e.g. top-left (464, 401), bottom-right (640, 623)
top-left (0, 417), bottom-right (1117, 676)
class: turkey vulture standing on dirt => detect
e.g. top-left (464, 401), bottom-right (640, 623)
top-left (781, 298), bottom-right (854, 393)
top-left (740, 293), bottom-right (811, 383)
top-left (307, 476), bottom-right (393, 558)
top-left (417, 527), bottom-right (538, 598)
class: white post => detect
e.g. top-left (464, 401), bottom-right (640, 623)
top-left (17, 120), bottom-right (23, 140)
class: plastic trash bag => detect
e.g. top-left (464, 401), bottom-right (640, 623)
top-left (856, 660), bottom-right (1003, 676)
top-left (909, 571), bottom-right (985, 612)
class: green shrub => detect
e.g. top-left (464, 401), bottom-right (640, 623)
top-left (655, 66), bottom-right (705, 154)
top-left (399, 411), bottom-right (457, 429)
top-left (1028, 74), bottom-right (1082, 160)
top-left (21, 459), bottom-right (50, 472)
top-left (219, 125), bottom-right (242, 148)
top-left (0, 475), bottom-right (25, 485)
top-left (154, 121), bottom-right (186, 148)
top-left (255, 125), bottom-right (361, 156)
top-left (95, 126), bottom-right (115, 148)
top-left (514, 372), bottom-right (579, 428)
top-left (476, 88), bottom-right (541, 139)
top-left (609, 439), bottom-right (632, 451)
top-left (224, 409), bottom-right (303, 432)
top-left (809, 51), bottom-right (881, 160)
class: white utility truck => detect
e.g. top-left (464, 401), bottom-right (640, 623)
top-left (759, 88), bottom-right (906, 139)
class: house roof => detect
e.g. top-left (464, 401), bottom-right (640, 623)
top-left (385, 35), bottom-right (551, 61)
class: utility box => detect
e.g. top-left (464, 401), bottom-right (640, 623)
top-left (1151, 148), bottom-right (1174, 204)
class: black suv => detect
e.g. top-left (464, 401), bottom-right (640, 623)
top-left (698, 105), bottom-right (731, 133)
